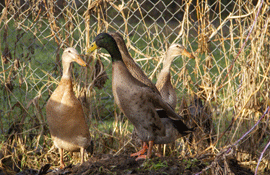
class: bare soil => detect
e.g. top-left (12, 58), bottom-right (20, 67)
top-left (3, 152), bottom-right (255, 175)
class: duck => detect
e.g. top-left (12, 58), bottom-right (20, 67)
top-left (156, 43), bottom-right (195, 110)
top-left (109, 33), bottom-right (195, 157)
top-left (88, 33), bottom-right (192, 160)
top-left (155, 43), bottom-right (195, 155)
top-left (109, 32), bottom-right (161, 157)
top-left (46, 47), bottom-right (93, 168)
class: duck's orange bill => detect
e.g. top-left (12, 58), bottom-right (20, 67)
top-left (182, 49), bottom-right (195, 59)
top-left (74, 55), bottom-right (87, 67)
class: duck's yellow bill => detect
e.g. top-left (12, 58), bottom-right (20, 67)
top-left (182, 49), bottom-right (195, 59)
top-left (87, 42), bottom-right (98, 53)
top-left (74, 55), bottom-right (87, 67)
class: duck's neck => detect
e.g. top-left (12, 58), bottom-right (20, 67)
top-left (62, 60), bottom-right (72, 80)
top-left (162, 52), bottom-right (175, 73)
top-left (105, 41), bottom-right (123, 62)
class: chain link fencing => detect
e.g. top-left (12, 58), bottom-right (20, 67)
top-left (0, 0), bottom-right (270, 172)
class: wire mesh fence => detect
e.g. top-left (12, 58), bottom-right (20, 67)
top-left (0, 0), bottom-right (270, 173)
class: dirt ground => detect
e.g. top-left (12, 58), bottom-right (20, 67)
top-left (4, 152), bottom-right (255, 175)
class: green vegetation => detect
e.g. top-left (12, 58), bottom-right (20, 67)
top-left (142, 159), bottom-right (168, 171)
top-left (0, 1), bottom-right (269, 174)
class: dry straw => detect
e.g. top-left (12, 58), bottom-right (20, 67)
top-left (0, 0), bottom-right (269, 174)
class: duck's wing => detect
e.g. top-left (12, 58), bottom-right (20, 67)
top-left (156, 108), bottom-right (194, 135)
top-left (124, 58), bottom-right (161, 94)
top-left (146, 89), bottom-right (183, 121)
top-left (114, 85), bottom-right (166, 139)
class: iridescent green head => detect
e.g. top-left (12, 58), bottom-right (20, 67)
top-left (88, 33), bottom-right (122, 62)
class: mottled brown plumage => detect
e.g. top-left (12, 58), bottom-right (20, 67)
top-left (88, 33), bottom-right (191, 160)
top-left (46, 47), bottom-right (92, 169)
top-left (109, 33), bottom-right (195, 158)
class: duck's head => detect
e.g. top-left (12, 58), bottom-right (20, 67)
top-left (87, 33), bottom-right (122, 62)
top-left (62, 47), bottom-right (87, 66)
top-left (167, 44), bottom-right (195, 59)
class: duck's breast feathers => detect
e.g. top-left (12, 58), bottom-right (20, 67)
top-left (46, 78), bottom-right (83, 119)
top-left (47, 78), bottom-right (73, 102)
top-left (111, 61), bottom-right (150, 89)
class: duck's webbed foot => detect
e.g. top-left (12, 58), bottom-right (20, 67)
top-left (135, 154), bottom-right (147, 161)
top-left (131, 141), bottom-right (154, 161)
top-left (130, 142), bottom-right (148, 157)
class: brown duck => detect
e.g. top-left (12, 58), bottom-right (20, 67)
top-left (46, 47), bottom-right (93, 168)
top-left (109, 33), bottom-right (194, 158)
top-left (88, 33), bottom-right (192, 160)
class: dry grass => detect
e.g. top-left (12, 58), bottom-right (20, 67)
top-left (0, 0), bottom-right (270, 174)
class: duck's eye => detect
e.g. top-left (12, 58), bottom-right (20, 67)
top-left (68, 50), bottom-right (71, 53)
top-left (177, 45), bottom-right (183, 49)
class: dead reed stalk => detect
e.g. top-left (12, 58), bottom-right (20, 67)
top-left (0, 0), bottom-right (269, 174)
